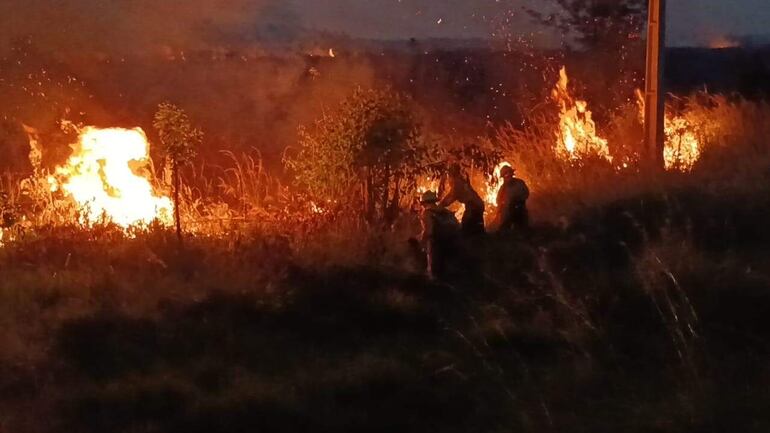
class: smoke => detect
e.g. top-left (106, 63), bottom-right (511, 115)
top-left (0, 0), bottom-right (379, 171)
top-left (0, 0), bottom-right (547, 174)
top-left (0, 0), bottom-right (304, 54)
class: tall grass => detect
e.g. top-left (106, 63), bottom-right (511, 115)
top-left (484, 93), bottom-right (770, 220)
top-left (1, 91), bottom-right (768, 258)
top-left (2, 92), bottom-right (770, 432)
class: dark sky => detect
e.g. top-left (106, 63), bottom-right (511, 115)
top-left (297, 0), bottom-right (770, 46)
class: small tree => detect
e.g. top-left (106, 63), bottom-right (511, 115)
top-left (285, 88), bottom-right (437, 225)
top-left (153, 102), bottom-right (203, 240)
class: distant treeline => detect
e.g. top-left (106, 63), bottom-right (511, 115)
top-left (666, 47), bottom-right (770, 97)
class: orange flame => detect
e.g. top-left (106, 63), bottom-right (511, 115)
top-left (49, 127), bottom-right (174, 228)
top-left (552, 67), bottom-right (612, 162)
top-left (416, 176), bottom-right (439, 195)
top-left (415, 176), bottom-right (465, 220)
top-left (483, 162), bottom-right (512, 209)
top-left (635, 90), bottom-right (701, 171)
top-left (663, 117), bottom-right (701, 171)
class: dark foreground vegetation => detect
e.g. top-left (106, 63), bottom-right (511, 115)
top-left (2, 161), bottom-right (770, 433)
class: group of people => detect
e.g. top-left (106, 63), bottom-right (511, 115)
top-left (418, 163), bottom-right (530, 279)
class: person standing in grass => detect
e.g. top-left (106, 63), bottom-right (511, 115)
top-left (439, 163), bottom-right (486, 236)
top-left (420, 191), bottom-right (460, 279)
top-left (494, 165), bottom-right (530, 232)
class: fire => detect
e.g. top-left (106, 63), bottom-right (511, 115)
top-left (635, 90), bottom-right (701, 171)
top-left (415, 176), bottom-right (465, 220)
top-left (663, 116), bottom-right (701, 171)
top-left (310, 202), bottom-right (325, 214)
top-left (310, 200), bottom-right (336, 215)
top-left (548, 68), bottom-right (701, 171)
top-left (49, 127), bottom-right (174, 228)
top-left (552, 67), bottom-right (612, 162)
top-left (416, 165), bottom-right (510, 222)
top-left (416, 176), bottom-right (439, 195)
top-left (709, 36), bottom-right (739, 49)
top-left (484, 162), bottom-right (512, 208)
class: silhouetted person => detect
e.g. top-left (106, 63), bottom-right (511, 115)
top-left (420, 191), bottom-right (460, 279)
top-left (494, 165), bottom-right (529, 232)
top-left (440, 164), bottom-right (485, 236)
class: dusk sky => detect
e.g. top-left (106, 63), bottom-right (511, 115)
top-left (1, 0), bottom-right (768, 53)
top-left (297, 0), bottom-right (770, 46)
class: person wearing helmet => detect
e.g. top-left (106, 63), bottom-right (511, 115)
top-left (439, 163), bottom-right (486, 236)
top-left (419, 190), bottom-right (460, 279)
top-left (494, 165), bottom-right (530, 232)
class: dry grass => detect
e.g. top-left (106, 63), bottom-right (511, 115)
top-left (484, 92), bottom-right (770, 220)
top-left (4, 170), bottom-right (770, 432)
top-left (2, 92), bottom-right (770, 432)
top-left (2, 92), bottom-right (768, 241)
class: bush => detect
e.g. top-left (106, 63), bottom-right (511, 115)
top-left (284, 88), bottom-right (440, 225)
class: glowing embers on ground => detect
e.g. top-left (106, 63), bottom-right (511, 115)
top-left (49, 127), bottom-right (173, 228)
top-left (552, 67), bottom-right (612, 162)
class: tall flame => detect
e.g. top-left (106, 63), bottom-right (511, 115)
top-left (49, 127), bottom-right (173, 228)
top-left (552, 67), bottom-right (612, 162)
top-left (484, 162), bottom-right (512, 209)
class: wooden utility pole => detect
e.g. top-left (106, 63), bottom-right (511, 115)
top-left (644, 0), bottom-right (667, 167)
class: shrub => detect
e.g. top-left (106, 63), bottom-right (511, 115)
top-left (284, 88), bottom-right (440, 225)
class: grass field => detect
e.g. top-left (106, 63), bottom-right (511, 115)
top-left (3, 153), bottom-right (770, 432)
top-left (0, 91), bottom-right (769, 432)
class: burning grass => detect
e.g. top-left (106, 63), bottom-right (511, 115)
top-left (4, 164), bottom-right (770, 432)
top-left (1, 63), bottom-right (767, 243)
top-left (2, 67), bottom-right (770, 432)
top-left (2, 85), bottom-right (770, 244)
top-left (552, 67), bottom-right (612, 162)
top-left (488, 84), bottom-right (770, 218)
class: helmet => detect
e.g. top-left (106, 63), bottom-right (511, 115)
top-left (420, 191), bottom-right (439, 204)
top-left (499, 165), bottom-right (515, 178)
